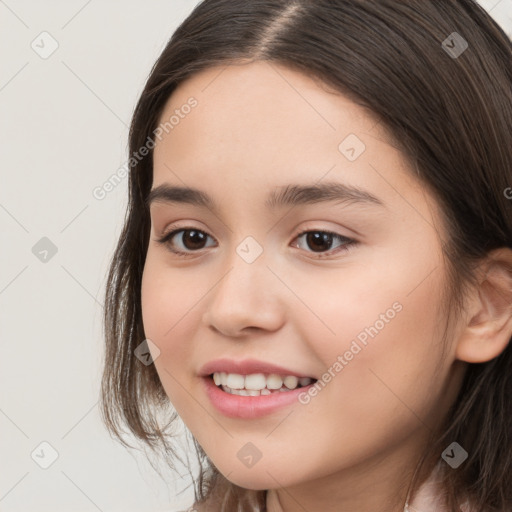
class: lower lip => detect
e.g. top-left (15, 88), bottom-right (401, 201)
top-left (202, 376), bottom-right (315, 419)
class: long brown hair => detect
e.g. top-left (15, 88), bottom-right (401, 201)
top-left (99, 1), bottom-right (512, 510)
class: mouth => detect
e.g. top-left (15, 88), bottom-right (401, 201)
top-left (209, 372), bottom-right (318, 397)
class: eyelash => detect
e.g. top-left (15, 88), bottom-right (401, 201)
top-left (155, 225), bottom-right (357, 259)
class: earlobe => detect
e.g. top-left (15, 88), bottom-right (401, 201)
top-left (455, 247), bottom-right (512, 364)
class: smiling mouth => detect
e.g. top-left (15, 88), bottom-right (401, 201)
top-left (209, 372), bottom-right (317, 396)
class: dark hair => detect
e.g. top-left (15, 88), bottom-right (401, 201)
top-left (99, 1), bottom-right (512, 510)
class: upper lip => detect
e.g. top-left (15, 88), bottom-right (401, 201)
top-left (199, 358), bottom-right (316, 379)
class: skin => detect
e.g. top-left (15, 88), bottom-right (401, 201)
top-left (140, 60), bottom-right (510, 512)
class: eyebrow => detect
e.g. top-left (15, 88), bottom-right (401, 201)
top-left (146, 181), bottom-right (385, 213)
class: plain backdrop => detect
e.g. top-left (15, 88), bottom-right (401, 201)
top-left (1, 1), bottom-right (511, 511)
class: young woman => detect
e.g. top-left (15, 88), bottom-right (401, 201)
top-left (100, 1), bottom-right (512, 510)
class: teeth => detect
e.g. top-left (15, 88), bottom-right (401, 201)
top-left (283, 376), bottom-right (299, 389)
top-left (226, 373), bottom-right (245, 389)
top-left (221, 385), bottom-right (282, 396)
top-left (212, 372), bottom-right (314, 395)
top-left (245, 373), bottom-right (267, 390)
top-left (266, 374), bottom-right (283, 389)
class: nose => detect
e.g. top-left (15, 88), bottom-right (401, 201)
top-left (201, 248), bottom-right (286, 338)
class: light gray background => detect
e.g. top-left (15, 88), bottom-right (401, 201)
top-left (1, 1), bottom-right (511, 511)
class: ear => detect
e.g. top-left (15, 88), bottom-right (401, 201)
top-left (455, 247), bottom-right (512, 363)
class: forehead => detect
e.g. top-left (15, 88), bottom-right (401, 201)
top-left (156, 62), bottom-right (393, 163)
top-left (155, 60), bottom-right (386, 159)
top-left (150, 61), bottom-right (435, 225)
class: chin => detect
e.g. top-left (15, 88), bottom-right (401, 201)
top-left (215, 461), bottom-right (301, 491)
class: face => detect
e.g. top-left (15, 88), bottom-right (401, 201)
top-left (141, 61), bottom-right (465, 498)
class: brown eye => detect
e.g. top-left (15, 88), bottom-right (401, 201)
top-left (178, 229), bottom-right (209, 250)
top-left (303, 232), bottom-right (333, 252)
top-left (156, 228), bottom-right (216, 255)
top-left (294, 230), bottom-right (355, 256)
top-left (156, 227), bottom-right (356, 259)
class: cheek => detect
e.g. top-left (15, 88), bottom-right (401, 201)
top-left (141, 250), bottom-right (206, 341)
top-left (296, 242), bottom-right (448, 418)
top-left (272, 269), bottom-right (448, 482)
top-left (295, 252), bottom-right (443, 367)
top-left (140, 255), bottom-right (204, 402)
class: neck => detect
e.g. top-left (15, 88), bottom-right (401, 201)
top-left (265, 428), bottom-right (436, 512)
